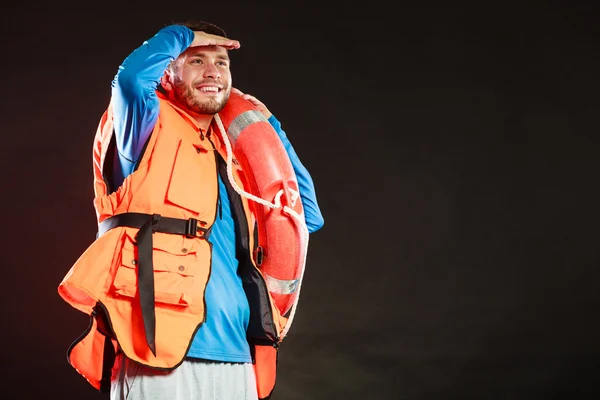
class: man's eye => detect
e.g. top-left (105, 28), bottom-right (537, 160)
top-left (217, 61), bottom-right (228, 67)
top-left (191, 59), bottom-right (203, 65)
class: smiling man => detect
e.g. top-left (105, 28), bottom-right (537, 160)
top-left (161, 44), bottom-right (232, 118)
top-left (57, 20), bottom-right (324, 400)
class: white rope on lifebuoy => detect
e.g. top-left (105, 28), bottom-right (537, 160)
top-left (214, 113), bottom-right (308, 339)
top-left (277, 203), bottom-right (309, 339)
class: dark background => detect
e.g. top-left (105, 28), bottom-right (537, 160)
top-left (1, 1), bottom-right (599, 399)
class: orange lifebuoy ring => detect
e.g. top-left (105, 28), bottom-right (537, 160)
top-left (215, 92), bottom-right (308, 331)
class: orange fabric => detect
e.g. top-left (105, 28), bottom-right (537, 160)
top-left (58, 94), bottom-right (287, 397)
top-left (66, 317), bottom-right (111, 390)
top-left (254, 345), bottom-right (278, 399)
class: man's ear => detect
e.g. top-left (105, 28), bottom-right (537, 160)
top-left (160, 71), bottom-right (173, 92)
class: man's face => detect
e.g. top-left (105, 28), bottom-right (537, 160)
top-left (167, 45), bottom-right (232, 115)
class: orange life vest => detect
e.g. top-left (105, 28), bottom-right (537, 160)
top-left (57, 93), bottom-right (287, 399)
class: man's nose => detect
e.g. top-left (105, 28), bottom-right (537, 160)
top-left (203, 63), bottom-right (221, 79)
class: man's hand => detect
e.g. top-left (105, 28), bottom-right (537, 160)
top-left (232, 88), bottom-right (273, 120)
top-left (191, 31), bottom-right (240, 50)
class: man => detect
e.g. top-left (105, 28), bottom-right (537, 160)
top-left (57, 20), bottom-right (324, 400)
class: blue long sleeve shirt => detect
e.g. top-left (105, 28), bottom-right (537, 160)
top-left (110, 24), bottom-right (324, 363)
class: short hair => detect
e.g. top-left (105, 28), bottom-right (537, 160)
top-left (170, 20), bottom-right (227, 38)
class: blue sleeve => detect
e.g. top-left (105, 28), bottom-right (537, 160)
top-left (268, 115), bottom-right (325, 233)
top-left (110, 25), bottom-right (194, 188)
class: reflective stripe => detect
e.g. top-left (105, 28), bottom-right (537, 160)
top-left (264, 273), bottom-right (299, 295)
top-left (226, 110), bottom-right (268, 143)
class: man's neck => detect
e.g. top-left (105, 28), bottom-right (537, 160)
top-left (162, 92), bottom-right (215, 131)
top-left (164, 95), bottom-right (215, 132)
top-left (194, 114), bottom-right (214, 132)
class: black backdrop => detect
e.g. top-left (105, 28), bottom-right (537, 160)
top-left (1, 2), bottom-right (598, 399)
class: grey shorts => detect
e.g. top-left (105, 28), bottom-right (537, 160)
top-left (110, 353), bottom-right (259, 400)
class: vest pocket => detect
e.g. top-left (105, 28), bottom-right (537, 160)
top-left (111, 231), bottom-right (199, 306)
top-left (165, 139), bottom-right (213, 214)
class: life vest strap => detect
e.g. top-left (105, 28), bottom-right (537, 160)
top-left (98, 212), bottom-right (209, 238)
top-left (97, 212), bottom-right (210, 356)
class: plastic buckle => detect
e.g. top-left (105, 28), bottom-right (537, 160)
top-left (185, 218), bottom-right (198, 238)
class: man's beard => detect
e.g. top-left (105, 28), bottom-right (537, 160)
top-left (173, 81), bottom-right (230, 115)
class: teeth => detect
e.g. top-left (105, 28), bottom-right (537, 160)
top-left (200, 86), bottom-right (219, 92)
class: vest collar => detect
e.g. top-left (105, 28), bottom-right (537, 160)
top-left (156, 91), bottom-right (223, 152)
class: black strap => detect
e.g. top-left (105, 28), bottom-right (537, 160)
top-left (98, 212), bottom-right (209, 238)
top-left (97, 212), bottom-right (210, 356)
top-left (99, 334), bottom-right (115, 393)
